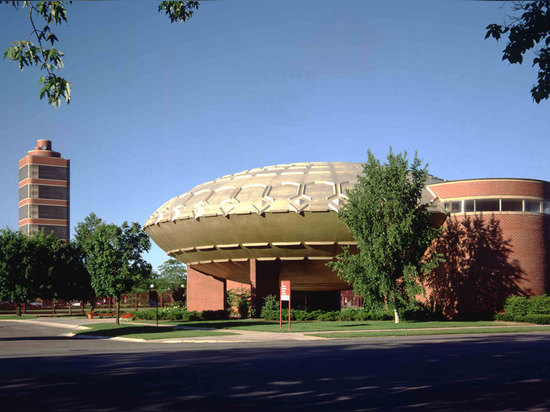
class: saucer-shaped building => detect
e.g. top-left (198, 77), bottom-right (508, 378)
top-left (144, 162), bottom-right (447, 312)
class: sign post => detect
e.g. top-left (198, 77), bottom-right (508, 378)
top-left (280, 280), bottom-right (291, 331)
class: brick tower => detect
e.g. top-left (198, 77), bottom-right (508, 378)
top-left (18, 139), bottom-right (70, 240)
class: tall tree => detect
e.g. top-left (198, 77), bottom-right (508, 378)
top-left (74, 212), bottom-right (104, 249)
top-left (85, 221), bottom-right (151, 324)
top-left (0, 227), bottom-right (90, 314)
top-left (3, 1), bottom-right (200, 107)
top-left (329, 150), bottom-right (442, 323)
top-left (154, 258), bottom-right (187, 292)
top-left (486, 1), bottom-right (550, 103)
top-left (0, 228), bottom-right (35, 314)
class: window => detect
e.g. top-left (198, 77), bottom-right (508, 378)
top-left (525, 200), bottom-right (541, 213)
top-left (38, 205), bottom-right (68, 220)
top-left (475, 199), bottom-right (499, 212)
top-left (450, 201), bottom-right (461, 213)
top-left (464, 200), bottom-right (475, 212)
top-left (18, 165), bottom-right (28, 181)
top-left (38, 185), bottom-right (69, 200)
top-left (38, 165), bottom-right (69, 181)
top-left (501, 199), bottom-right (523, 212)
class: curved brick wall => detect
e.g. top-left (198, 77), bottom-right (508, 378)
top-left (429, 179), bottom-right (550, 297)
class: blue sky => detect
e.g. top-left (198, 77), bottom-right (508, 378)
top-left (0, 0), bottom-right (548, 270)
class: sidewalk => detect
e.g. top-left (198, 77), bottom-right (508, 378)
top-left (3, 316), bottom-right (549, 344)
top-left (0, 317), bottom-right (325, 343)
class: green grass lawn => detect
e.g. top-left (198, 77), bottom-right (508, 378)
top-left (73, 323), bottom-right (237, 340)
top-left (154, 319), bottom-right (526, 333)
top-left (309, 325), bottom-right (550, 338)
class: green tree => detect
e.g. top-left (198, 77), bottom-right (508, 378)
top-left (329, 150), bottom-right (442, 323)
top-left (0, 228), bottom-right (35, 314)
top-left (0, 227), bottom-right (91, 315)
top-left (486, 1), bottom-right (550, 103)
top-left (3, 1), bottom-right (200, 108)
top-left (74, 212), bottom-right (104, 249)
top-left (154, 258), bottom-right (187, 292)
top-left (85, 221), bottom-right (152, 324)
top-left (50, 239), bottom-right (92, 303)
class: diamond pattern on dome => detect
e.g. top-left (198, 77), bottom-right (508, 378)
top-left (220, 198), bottom-right (239, 215)
top-left (144, 162), bottom-right (444, 227)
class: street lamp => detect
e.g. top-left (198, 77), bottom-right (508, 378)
top-left (150, 283), bottom-right (158, 327)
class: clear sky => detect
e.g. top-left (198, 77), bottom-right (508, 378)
top-left (0, 0), bottom-right (548, 270)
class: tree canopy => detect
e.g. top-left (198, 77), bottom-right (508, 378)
top-left (83, 220), bottom-right (152, 324)
top-left (0, 228), bottom-right (90, 308)
top-left (486, 1), bottom-right (550, 103)
top-left (329, 150), bottom-right (442, 323)
top-left (3, 1), bottom-right (200, 107)
top-left (153, 258), bottom-right (187, 292)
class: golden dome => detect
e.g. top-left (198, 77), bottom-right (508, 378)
top-left (144, 162), bottom-right (443, 265)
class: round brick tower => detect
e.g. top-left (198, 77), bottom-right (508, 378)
top-left (428, 178), bottom-right (550, 295)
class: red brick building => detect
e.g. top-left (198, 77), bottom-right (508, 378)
top-left (145, 163), bottom-right (550, 313)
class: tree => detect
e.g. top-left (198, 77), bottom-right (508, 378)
top-left (329, 150), bottom-right (442, 323)
top-left (154, 258), bottom-right (187, 292)
top-left (486, 1), bottom-right (550, 103)
top-left (74, 212), bottom-right (104, 249)
top-left (0, 227), bottom-right (91, 315)
top-left (84, 221), bottom-right (151, 324)
top-left (3, 1), bottom-right (200, 108)
top-left (0, 228), bottom-right (35, 314)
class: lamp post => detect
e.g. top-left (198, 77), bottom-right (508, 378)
top-left (150, 283), bottom-right (158, 327)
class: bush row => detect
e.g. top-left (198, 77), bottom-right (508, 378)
top-left (131, 307), bottom-right (228, 322)
top-left (261, 306), bottom-right (439, 322)
top-left (495, 312), bottom-right (550, 324)
top-left (503, 295), bottom-right (550, 317)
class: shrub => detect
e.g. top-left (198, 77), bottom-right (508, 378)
top-left (502, 295), bottom-right (550, 320)
top-left (260, 309), bottom-right (279, 321)
top-left (526, 295), bottom-right (550, 314)
top-left (260, 295), bottom-right (280, 319)
top-left (132, 308), bottom-right (201, 321)
top-left (317, 311), bottom-right (340, 321)
top-left (503, 296), bottom-right (530, 317)
top-left (227, 287), bottom-right (253, 318)
top-left (494, 312), bottom-right (518, 322)
top-left (401, 302), bottom-right (435, 321)
top-left (523, 314), bottom-right (550, 324)
top-left (201, 310), bottom-right (229, 320)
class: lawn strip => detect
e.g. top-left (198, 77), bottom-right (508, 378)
top-left (178, 319), bottom-right (521, 333)
top-left (73, 322), bottom-right (237, 340)
top-left (308, 325), bottom-right (550, 338)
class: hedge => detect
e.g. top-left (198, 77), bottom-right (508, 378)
top-left (496, 295), bottom-right (550, 324)
top-left (495, 312), bottom-right (550, 324)
top-left (131, 308), bottom-right (228, 322)
top-left (259, 308), bottom-right (430, 322)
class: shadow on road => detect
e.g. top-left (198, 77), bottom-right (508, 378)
top-left (1, 334), bottom-right (549, 410)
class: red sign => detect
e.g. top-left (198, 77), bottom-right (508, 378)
top-left (280, 280), bottom-right (290, 301)
top-left (280, 280), bottom-right (291, 330)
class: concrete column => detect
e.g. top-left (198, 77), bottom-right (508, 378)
top-left (250, 259), bottom-right (280, 316)
top-left (187, 266), bottom-right (227, 312)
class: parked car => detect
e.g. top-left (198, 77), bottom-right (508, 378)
top-left (29, 301), bottom-right (43, 307)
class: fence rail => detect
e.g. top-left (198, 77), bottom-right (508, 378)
top-left (0, 291), bottom-right (181, 316)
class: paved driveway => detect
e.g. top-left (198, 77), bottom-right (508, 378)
top-left (1, 320), bottom-right (550, 410)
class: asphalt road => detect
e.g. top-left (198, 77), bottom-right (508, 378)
top-left (1, 321), bottom-right (550, 411)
